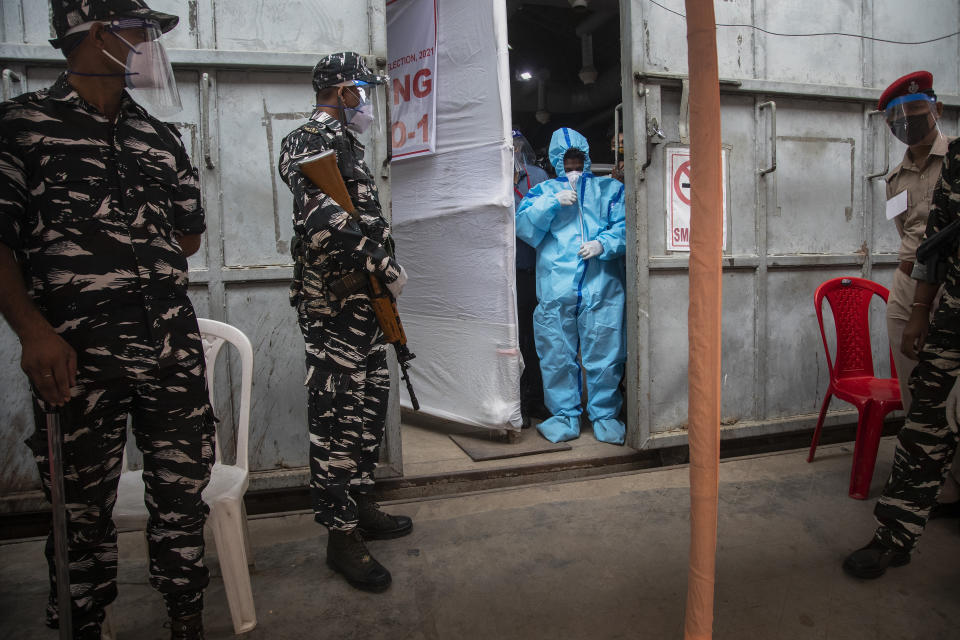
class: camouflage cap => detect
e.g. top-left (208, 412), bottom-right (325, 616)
top-left (312, 51), bottom-right (383, 94)
top-left (50, 0), bottom-right (179, 49)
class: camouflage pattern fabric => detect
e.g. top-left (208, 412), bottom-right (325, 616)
top-left (278, 109), bottom-right (397, 531)
top-left (28, 364), bottom-right (215, 627)
top-left (278, 110), bottom-right (400, 326)
top-left (305, 325), bottom-right (390, 532)
top-left (874, 137), bottom-right (960, 552)
top-left (0, 73), bottom-right (207, 382)
top-left (311, 51), bottom-right (383, 93)
top-left (0, 73), bottom-right (213, 626)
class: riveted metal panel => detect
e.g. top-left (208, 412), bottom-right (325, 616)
top-left (213, 1), bottom-right (370, 53)
top-left (0, 1), bottom-right (393, 511)
top-left (648, 270), bottom-right (759, 432)
top-left (621, 0), bottom-right (960, 450)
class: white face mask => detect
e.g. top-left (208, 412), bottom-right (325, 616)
top-left (565, 170), bottom-right (582, 189)
top-left (346, 102), bottom-right (375, 134)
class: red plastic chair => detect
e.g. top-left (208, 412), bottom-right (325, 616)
top-left (808, 277), bottom-right (902, 499)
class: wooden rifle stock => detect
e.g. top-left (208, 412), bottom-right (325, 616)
top-left (298, 150), bottom-right (420, 410)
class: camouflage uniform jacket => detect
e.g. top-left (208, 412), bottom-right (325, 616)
top-left (278, 110), bottom-right (400, 321)
top-left (921, 137), bottom-right (960, 294)
top-left (0, 73), bottom-right (206, 381)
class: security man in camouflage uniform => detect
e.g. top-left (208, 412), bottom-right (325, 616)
top-left (0, 2), bottom-right (213, 637)
top-left (278, 52), bottom-right (412, 593)
top-left (844, 132), bottom-right (960, 579)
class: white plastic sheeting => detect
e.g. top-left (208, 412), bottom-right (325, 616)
top-left (390, 0), bottom-right (522, 430)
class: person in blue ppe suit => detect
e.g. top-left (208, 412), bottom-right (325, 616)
top-left (513, 130), bottom-right (551, 426)
top-left (516, 127), bottom-right (627, 444)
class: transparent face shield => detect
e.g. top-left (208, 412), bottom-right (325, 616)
top-left (885, 94), bottom-right (940, 146)
top-left (66, 18), bottom-right (182, 116)
top-left (512, 135), bottom-right (536, 174)
top-left (314, 81), bottom-right (384, 140)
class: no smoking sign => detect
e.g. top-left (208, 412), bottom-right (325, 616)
top-left (666, 147), bottom-right (728, 252)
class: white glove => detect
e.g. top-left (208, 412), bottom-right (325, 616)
top-left (556, 190), bottom-right (577, 206)
top-left (577, 240), bottom-right (604, 259)
top-left (386, 265), bottom-right (408, 299)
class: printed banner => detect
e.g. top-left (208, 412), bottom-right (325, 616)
top-left (387, 0), bottom-right (438, 160)
top-left (666, 146), bottom-right (728, 252)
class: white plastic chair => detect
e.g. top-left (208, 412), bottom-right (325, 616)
top-left (113, 318), bottom-right (257, 634)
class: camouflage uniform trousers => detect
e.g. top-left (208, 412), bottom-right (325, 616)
top-left (300, 297), bottom-right (390, 532)
top-left (874, 287), bottom-right (960, 551)
top-left (27, 359), bottom-right (216, 628)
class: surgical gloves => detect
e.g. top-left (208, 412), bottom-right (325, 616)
top-left (387, 265), bottom-right (408, 299)
top-left (556, 190), bottom-right (577, 206)
top-left (577, 240), bottom-right (604, 259)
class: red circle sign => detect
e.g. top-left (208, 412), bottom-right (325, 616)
top-left (673, 160), bottom-right (691, 206)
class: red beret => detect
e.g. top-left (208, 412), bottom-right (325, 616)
top-left (878, 71), bottom-right (934, 111)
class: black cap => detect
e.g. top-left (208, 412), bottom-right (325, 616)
top-left (311, 51), bottom-right (383, 94)
top-left (50, 0), bottom-right (178, 49)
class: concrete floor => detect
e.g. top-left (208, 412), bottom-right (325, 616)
top-left (1, 437), bottom-right (958, 640)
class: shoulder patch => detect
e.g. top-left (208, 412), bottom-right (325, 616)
top-left (302, 124), bottom-right (321, 135)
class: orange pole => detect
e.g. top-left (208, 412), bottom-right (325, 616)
top-left (683, 1), bottom-right (723, 640)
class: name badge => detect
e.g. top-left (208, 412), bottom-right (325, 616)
top-left (886, 190), bottom-right (908, 221)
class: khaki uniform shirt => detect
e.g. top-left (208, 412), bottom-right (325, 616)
top-left (886, 133), bottom-right (952, 264)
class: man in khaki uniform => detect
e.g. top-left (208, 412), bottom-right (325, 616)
top-left (881, 70), bottom-right (960, 515)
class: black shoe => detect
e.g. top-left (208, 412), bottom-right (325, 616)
top-left (168, 612), bottom-right (205, 640)
top-left (75, 621), bottom-right (103, 640)
top-left (326, 529), bottom-right (392, 593)
top-left (929, 500), bottom-right (960, 520)
top-left (356, 497), bottom-right (413, 540)
top-left (842, 538), bottom-right (911, 579)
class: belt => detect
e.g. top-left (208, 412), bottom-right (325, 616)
top-left (898, 260), bottom-right (914, 276)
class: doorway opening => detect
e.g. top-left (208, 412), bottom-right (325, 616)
top-left (399, 0), bottom-right (633, 481)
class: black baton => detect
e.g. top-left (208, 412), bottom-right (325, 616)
top-left (46, 409), bottom-right (72, 639)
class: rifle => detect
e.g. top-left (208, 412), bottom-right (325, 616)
top-left (916, 218), bottom-right (960, 283)
top-left (298, 150), bottom-right (420, 410)
top-left (45, 408), bottom-right (72, 640)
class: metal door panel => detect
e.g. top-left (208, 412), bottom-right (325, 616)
top-left (769, 137), bottom-right (858, 254)
top-left (10, 1), bottom-right (48, 45)
top-left (872, 0), bottom-right (960, 95)
top-left (223, 283), bottom-right (308, 472)
top-left (718, 95), bottom-right (760, 256)
top-left (640, 0), bottom-right (755, 80)
top-left (759, 0), bottom-right (863, 86)
top-left (716, 271), bottom-right (759, 424)
top-left (645, 89), bottom-right (676, 256)
top-left (216, 71), bottom-right (311, 266)
top-left (0, 327), bottom-right (34, 494)
top-left (648, 271), bottom-right (758, 431)
top-left (148, 0), bottom-right (201, 49)
top-left (648, 272), bottom-right (689, 430)
top-left (213, 0), bottom-right (370, 53)
top-left (766, 100), bottom-right (863, 255)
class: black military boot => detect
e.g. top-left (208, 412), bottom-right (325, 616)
top-left (356, 496), bottom-right (413, 540)
top-left (326, 529), bottom-right (392, 592)
top-left (74, 620), bottom-right (103, 640)
top-left (842, 538), bottom-right (911, 579)
top-left (168, 612), bottom-right (205, 640)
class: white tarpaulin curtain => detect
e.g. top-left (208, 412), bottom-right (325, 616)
top-left (389, 0), bottom-right (522, 430)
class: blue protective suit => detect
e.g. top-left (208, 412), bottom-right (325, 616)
top-left (516, 128), bottom-right (627, 444)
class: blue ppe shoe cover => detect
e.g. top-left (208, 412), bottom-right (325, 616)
top-left (592, 417), bottom-right (625, 445)
top-left (536, 414), bottom-right (581, 443)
